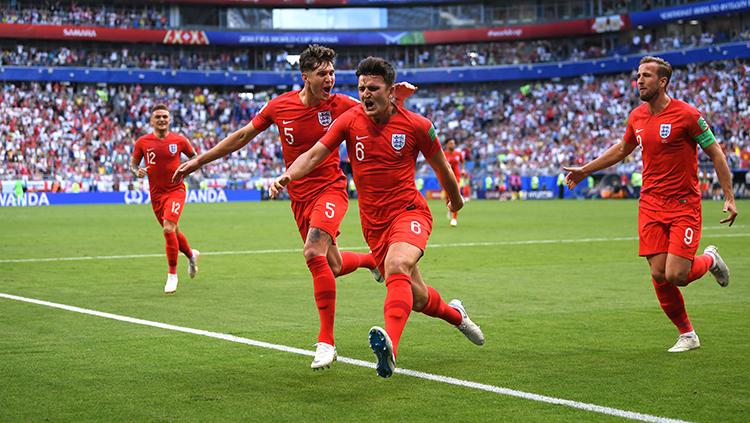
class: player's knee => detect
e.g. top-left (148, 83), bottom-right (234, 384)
top-left (162, 224), bottom-right (176, 234)
top-left (650, 270), bottom-right (667, 282)
top-left (666, 272), bottom-right (689, 286)
top-left (384, 255), bottom-right (414, 276)
top-left (303, 234), bottom-right (328, 261)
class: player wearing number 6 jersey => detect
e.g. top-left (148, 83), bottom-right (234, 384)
top-left (174, 45), bottom-right (416, 370)
top-left (270, 57), bottom-right (485, 378)
top-left (564, 56), bottom-right (738, 353)
top-left (131, 104), bottom-right (200, 295)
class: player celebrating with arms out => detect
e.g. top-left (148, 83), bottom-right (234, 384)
top-left (271, 57), bottom-right (485, 378)
top-left (564, 56), bottom-right (737, 352)
top-left (131, 104), bottom-right (200, 295)
top-left (173, 45), bottom-right (415, 370)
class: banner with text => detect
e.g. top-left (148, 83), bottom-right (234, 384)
top-left (0, 189), bottom-right (261, 207)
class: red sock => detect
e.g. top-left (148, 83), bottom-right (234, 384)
top-left (176, 231), bottom-right (193, 258)
top-left (307, 256), bottom-right (337, 345)
top-left (384, 274), bottom-right (413, 357)
top-left (337, 251), bottom-right (376, 276)
top-left (163, 231), bottom-right (179, 274)
top-left (452, 211), bottom-right (458, 219)
top-left (652, 279), bottom-right (693, 334)
top-left (420, 286), bottom-right (462, 326)
top-left (686, 253), bottom-right (712, 284)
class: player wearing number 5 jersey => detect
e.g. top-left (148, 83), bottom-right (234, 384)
top-left (131, 104), bottom-right (200, 295)
top-left (173, 45), bottom-right (416, 370)
top-left (271, 57), bottom-right (485, 378)
top-left (564, 56), bottom-right (738, 353)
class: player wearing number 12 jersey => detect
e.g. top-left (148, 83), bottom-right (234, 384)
top-left (131, 104), bottom-right (200, 295)
top-left (564, 56), bottom-right (737, 353)
top-left (443, 138), bottom-right (464, 227)
top-left (271, 57), bottom-right (485, 378)
top-left (173, 45), bottom-right (417, 370)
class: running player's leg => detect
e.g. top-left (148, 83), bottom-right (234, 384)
top-left (641, 208), bottom-right (695, 343)
top-left (664, 210), bottom-right (715, 286)
top-left (411, 265), bottom-right (484, 345)
top-left (161, 191), bottom-right (186, 293)
top-left (311, 187), bottom-right (375, 277)
top-left (381, 241), bottom-right (421, 358)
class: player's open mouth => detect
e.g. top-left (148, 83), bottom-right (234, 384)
top-left (322, 86), bottom-right (332, 94)
top-left (364, 100), bottom-right (375, 110)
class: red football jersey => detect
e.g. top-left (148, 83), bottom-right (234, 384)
top-left (444, 149), bottom-right (463, 180)
top-left (252, 91), bottom-right (358, 202)
top-left (623, 99), bottom-right (716, 210)
top-left (320, 104), bottom-right (443, 230)
top-left (133, 132), bottom-right (195, 194)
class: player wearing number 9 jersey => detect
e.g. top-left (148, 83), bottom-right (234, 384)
top-left (173, 45), bottom-right (420, 370)
top-left (131, 104), bottom-right (200, 295)
top-left (564, 56), bottom-right (738, 353)
top-left (271, 57), bottom-right (485, 379)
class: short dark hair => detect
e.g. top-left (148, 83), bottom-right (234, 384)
top-left (639, 56), bottom-right (673, 87)
top-left (299, 44), bottom-right (336, 73)
top-left (151, 104), bottom-right (169, 114)
top-left (356, 57), bottom-right (395, 86)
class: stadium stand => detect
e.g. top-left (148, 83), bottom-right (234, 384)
top-left (1, 0), bottom-right (749, 200)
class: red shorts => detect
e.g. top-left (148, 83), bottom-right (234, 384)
top-left (638, 206), bottom-right (702, 260)
top-left (290, 185), bottom-right (349, 243)
top-left (151, 190), bottom-right (186, 225)
top-left (364, 209), bottom-right (433, 275)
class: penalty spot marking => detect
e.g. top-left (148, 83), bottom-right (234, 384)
top-left (0, 292), bottom-right (689, 423)
top-left (1, 231), bottom-right (747, 264)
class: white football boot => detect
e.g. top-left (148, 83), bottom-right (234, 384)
top-left (311, 342), bottom-right (337, 370)
top-left (164, 273), bottom-right (178, 294)
top-left (449, 299), bottom-right (485, 346)
top-left (188, 249), bottom-right (200, 279)
top-left (368, 326), bottom-right (396, 378)
top-left (450, 218), bottom-right (458, 227)
top-left (703, 245), bottom-right (729, 287)
top-left (668, 333), bottom-right (701, 353)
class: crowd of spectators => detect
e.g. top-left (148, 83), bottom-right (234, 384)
top-left (4, 27), bottom-right (749, 73)
top-left (1, 59), bottom-right (748, 195)
top-left (0, 2), bottom-right (167, 29)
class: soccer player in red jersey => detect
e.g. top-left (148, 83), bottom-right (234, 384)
top-left (564, 56), bottom-right (737, 352)
top-left (443, 138), bottom-right (464, 227)
top-left (270, 57), bottom-right (485, 378)
top-left (173, 45), bottom-right (415, 370)
top-left (131, 104), bottom-right (200, 295)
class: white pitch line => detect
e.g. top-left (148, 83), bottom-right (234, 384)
top-left (0, 292), bottom-right (688, 423)
top-left (1, 231), bottom-right (748, 264)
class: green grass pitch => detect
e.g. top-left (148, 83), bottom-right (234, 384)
top-left (1, 199), bottom-right (748, 422)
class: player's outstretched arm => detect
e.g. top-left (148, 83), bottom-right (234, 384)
top-left (427, 150), bottom-right (463, 213)
top-left (269, 142), bottom-right (332, 199)
top-left (703, 142), bottom-right (738, 226)
top-left (173, 122), bottom-right (261, 182)
top-left (563, 139), bottom-right (636, 189)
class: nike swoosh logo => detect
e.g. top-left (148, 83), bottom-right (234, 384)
top-left (282, 120), bottom-right (294, 125)
top-left (636, 128), bottom-right (645, 133)
top-left (356, 135), bottom-right (368, 140)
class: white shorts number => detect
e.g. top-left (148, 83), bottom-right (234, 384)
top-left (325, 202), bottom-right (335, 219)
top-left (410, 221), bottom-right (421, 234)
top-left (355, 142), bottom-right (365, 161)
top-left (171, 201), bottom-right (181, 215)
top-left (683, 227), bottom-right (694, 245)
top-left (284, 127), bottom-right (294, 145)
